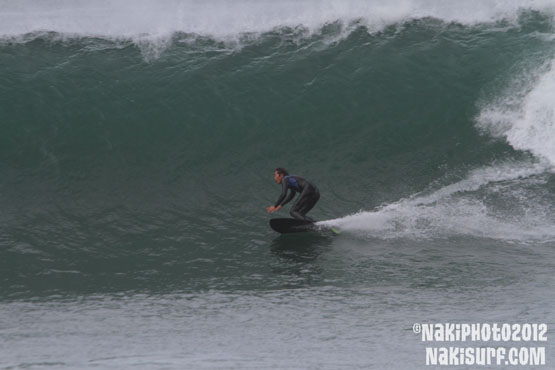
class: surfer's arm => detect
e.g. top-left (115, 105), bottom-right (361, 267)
top-left (274, 180), bottom-right (289, 207)
top-left (280, 190), bottom-right (296, 206)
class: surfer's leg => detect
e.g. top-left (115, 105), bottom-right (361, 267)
top-left (290, 210), bottom-right (313, 221)
top-left (290, 195), bottom-right (314, 221)
top-left (300, 191), bottom-right (320, 215)
top-left (290, 192), bottom-right (319, 222)
top-left (290, 211), bottom-right (315, 222)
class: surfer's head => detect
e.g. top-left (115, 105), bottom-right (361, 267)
top-left (274, 167), bottom-right (288, 184)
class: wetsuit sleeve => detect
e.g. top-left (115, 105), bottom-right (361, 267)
top-left (275, 179), bottom-right (291, 207)
top-left (280, 190), bottom-right (296, 207)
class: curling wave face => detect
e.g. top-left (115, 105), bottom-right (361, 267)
top-left (2, 1), bottom-right (555, 299)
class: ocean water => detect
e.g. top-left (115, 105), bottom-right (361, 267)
top-left (1, 1), bottom-right (555, 369)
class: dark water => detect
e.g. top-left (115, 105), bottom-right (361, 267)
top-left (1, 1), bottom-right (555, 369)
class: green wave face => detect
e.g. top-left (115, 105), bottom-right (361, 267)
top-left (2, 8), bottom-right (555, 297)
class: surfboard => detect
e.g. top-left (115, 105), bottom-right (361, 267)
top-left (269, 218), bottom-right (316, 234)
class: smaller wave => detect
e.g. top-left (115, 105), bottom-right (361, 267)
top-left (320, 161), bottom-right (555, 242)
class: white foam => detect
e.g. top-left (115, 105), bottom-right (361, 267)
top-left (478, 60), bottom-right (555, 167)
top-left (319, 161), bottom-right (555, 241)
top-left (1, 0), bottom-right (554, 40)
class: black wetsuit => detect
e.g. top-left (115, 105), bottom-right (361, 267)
top-left (274, 175), bottom-right (320, 222)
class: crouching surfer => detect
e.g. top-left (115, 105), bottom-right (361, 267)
top-left (267, 167), bottom-right (320, 222)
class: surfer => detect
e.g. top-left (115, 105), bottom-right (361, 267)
top-left (267, 167), bottom-right (320, 222)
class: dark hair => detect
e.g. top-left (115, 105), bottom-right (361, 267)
top-left (275, 167), bottom-right (289, 176)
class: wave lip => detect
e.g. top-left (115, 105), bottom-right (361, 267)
top-left (1, 0), bottom-right (555, 41)
top-left (2, 0), bottom-right (554, 60)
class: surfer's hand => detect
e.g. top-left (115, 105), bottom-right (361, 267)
top-left (267, 205), bottom-right (281, 213)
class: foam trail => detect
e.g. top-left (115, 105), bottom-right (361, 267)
top-left (319, 161), bottom-right (555, 241)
